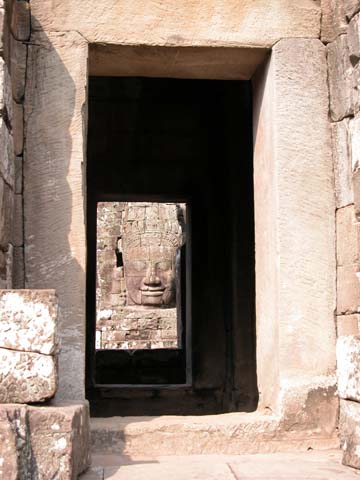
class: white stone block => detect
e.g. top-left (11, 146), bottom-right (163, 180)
top-left (0, 290), bottom-right (58, 354)
top-left (337, 335), bottom-right (360, 401)
top-left (0, 348), bottom-right (57, 403)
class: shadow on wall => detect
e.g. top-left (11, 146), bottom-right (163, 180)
top-left (24, 19), bottom-right (87, 402)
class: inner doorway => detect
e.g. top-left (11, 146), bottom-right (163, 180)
top-left (86, 76), bottom-right (257, 415)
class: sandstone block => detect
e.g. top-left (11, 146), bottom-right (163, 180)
top-left (10, 35), bottom-right (27, 103)
top-left (337, 264), bottom-right (360, 314)
top-left (6, 244), bottom-right (13, 288)
top-left (0, 248), bottom-right (12, 290)
top-left (0, 177), bottom-right (14, 250)
top-left (0, 250), bottom-right (6, 288)
top-left (337, 314), bottom-right (360, 336)
top-left (337, 335), bottom-right (360, 401)
top-left (0, 403), bottom-right (90, 479)
top-left (321, 0), bottom-right (347, 43)
top-left (14, 155), bottom-right (22, 193)
top-left (328, 35), bottom-right (354, 121)
top-left (13, 102), bottom-right (23, 156)
top-left (350, 115), bottom-right (360, 171)
top-left (30, 0), bottom-right (320, 50)
top-left (12, 193), bottom-right (23, 246)
top-left (336, 205), bottom-right (360, 266)
top-left (0, 348), bottom-right (57, 403)
top-left (353, 168), bottom-right (360, 219)
top-left (339, 399), bottom-right (360, 468)
top-left (0, 289), bottom-right (58, 354)
top-left (25, 30), bottom-right (88, 402)
top-left (3, 60), bottom-right (13, 127)
top-left (10, 0), bottom-right (30, 41)
top-left (28, 403), bottom-right (91, 479)
top-left (0, 404), bottom-right (29, 480)
top-left (332, 120), bottom-right (353, 208)
top-left (12, 246), bottom-right (24, 288)
top-left (349, 13), bottom-right (360, 62)
top-left (0, 118), bottom-right (15, 188)
top-left (345, 0), bottom-right (360, 20)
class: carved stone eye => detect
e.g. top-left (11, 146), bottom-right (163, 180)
top-left (130, 261), bottom-right (147, 272)
top-left (157, 261), bottom-right (171, 271)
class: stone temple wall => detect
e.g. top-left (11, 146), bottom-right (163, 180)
top-left (0, 0), bottom-right (26, 290)
top-left (322, 0), bottom-right (360, 469)
top-left (96, 202), bottom-right (181, 350)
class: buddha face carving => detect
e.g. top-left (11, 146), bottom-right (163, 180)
top-left (123, 245), bottom-right (176, 307)
top-left (121, 203), bottom-right (184, 308)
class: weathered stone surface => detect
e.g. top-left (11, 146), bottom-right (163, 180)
top-left (12, 193), bottom-right (23, 246)
top-left (0, 250), bottom-right (6, 288)
top-left (2, 59), bottom-right (13, 126)
top-left (30, 0), bottom-right (321, 50)
top-left (10, 35), bottom-right (27, 103)
top-left (28, 403), bottom-right (91, 479)
top-left (12, 246), bottom-right (24, 288)
top-left (0, 289), bottom-right (58, 354)
top-left (10, 0), bottom-right (31, 41)
top-left (80, 451), bottom-right (360, 480)
top-left (90, 410), bottom-right (339, 457)
top-left (337, 335), bottom-right (360, 401)
top-left (90, 44), bottom-right (267, 80)
top-left (0, 405), bottom-right (29, 480)
top-left (24, 31), bottom-right (88, 401)
top-left (328, 35), bottom-right (354, 121)
top-left (332, 120), bottom-right (353, 208)
top-left (0, 176), bottom-right (14, 250)
top-left (6, 244), bottom-right (13, 288)
top-left (339, 399), bottom-right (360, 468)
top-left (0, 118), bottom-right (15, 188)
top-left (337, 314), bottom-right (360, 336)
top-left (336, 205), bottom-right (360, 266)
top-left (345, 0), bottom-right (360, 20)
top-left (14, 155), bottom-right (22, 194)
top-left (350, 115), bottom-right (360, 171)
top-left (0, 403), bottom-right (90, 479)
top-left (13, 102), bottom-right (23, 156)
top-left (353, 168), bottom-right (360, 219)
top-left (253, 39), bottom-right (336, 409)
top-left (0, 348), bottom-right (57, 403)
top-left (348, 13), bottom-right (360, 62)
top-left (321, 0), bottom-right (347, 43)
top-left (0, 248), bottom-right (13, 289)
top-left (337, 264), bottom-right (360, 314)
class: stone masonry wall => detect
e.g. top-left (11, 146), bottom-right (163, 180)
top-left (0, 0), bottom-right (28, 289)
top-left (322, 0), bottom-right (360, 469)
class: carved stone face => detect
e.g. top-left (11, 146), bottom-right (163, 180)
top-left (123, 244), bottom-right (176, 307)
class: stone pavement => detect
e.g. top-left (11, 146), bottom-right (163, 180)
top-left (80, 450), bottom-right (360, 479)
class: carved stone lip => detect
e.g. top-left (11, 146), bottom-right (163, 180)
top-left (140, 289), bottom-right (164, 296)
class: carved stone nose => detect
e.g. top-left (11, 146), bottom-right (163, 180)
top-left (144, 265), bottom-right (161, 286)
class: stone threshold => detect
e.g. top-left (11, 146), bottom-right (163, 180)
top-left (91, 412), bottom-right (340, 456)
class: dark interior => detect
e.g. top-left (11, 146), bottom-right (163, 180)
top-left (86, 76), bottom-right (257, 415)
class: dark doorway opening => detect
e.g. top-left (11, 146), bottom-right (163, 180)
top-left (86, 76), bottom-right (257, 415)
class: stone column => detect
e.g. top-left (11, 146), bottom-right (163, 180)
top-left (253, 39), bottom-right (337, 430)
top-left (24, 31), bottom-right (88, 401)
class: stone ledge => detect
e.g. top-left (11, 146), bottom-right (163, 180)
top-left (91, 411), bottom-right (339, 456)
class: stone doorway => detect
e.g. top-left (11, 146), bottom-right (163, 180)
top-left (86, 76), bottom-right (257, 416)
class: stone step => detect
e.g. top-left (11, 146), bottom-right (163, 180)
top-left (90, 412), bottom-right (339, 457)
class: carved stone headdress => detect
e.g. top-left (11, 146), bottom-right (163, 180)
top-left (121, 202), bottom-right (184, 250)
